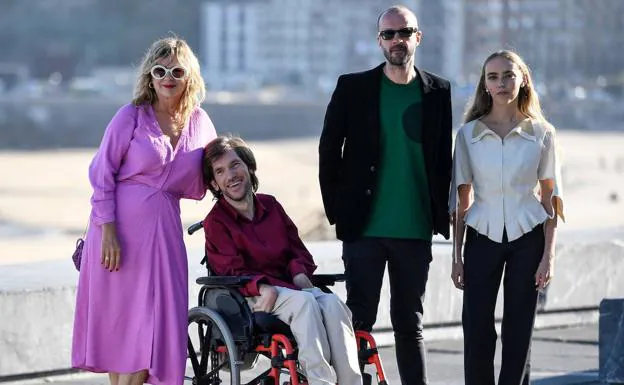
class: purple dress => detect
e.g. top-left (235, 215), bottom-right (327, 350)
top-left (72, 103), bottom-right (216, 385)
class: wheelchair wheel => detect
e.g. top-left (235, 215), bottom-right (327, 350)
top-left (187, 307), bottom-right (241, 385)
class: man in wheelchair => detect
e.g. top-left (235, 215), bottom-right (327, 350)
top-left (201, 135), bottom-right (362, 385)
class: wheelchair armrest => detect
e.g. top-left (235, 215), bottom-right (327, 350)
top-left (187, 221), bottom-right (204, 235)
top-left (196, 276), bottom-right (252, 287)
top-left (311, 273), bottom-right (346, 287)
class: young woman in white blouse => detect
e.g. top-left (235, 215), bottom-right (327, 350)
top-left (450, 50), bottom-right (564, 385)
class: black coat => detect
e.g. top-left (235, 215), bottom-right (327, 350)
top-left (318, 63), bottom-right (453, 242)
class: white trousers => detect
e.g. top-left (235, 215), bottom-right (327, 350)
top-left (247, 287), bottom-right (362, 385)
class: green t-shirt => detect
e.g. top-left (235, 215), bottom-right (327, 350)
top-left (363, 73), bottom-right (432, 240)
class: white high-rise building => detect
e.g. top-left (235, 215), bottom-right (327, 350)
top-left (200, 0), bottom-right (418, 92)
top-left (415, 0), bottom-right (465, 81)
top-left (200, 0), bottom-right (266, 90)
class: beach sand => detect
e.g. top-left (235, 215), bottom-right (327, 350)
top-left (1, 131), bottom-right (623, 265)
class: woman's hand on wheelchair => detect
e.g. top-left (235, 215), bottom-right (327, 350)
top-left (255, 284), bottom-right (278, 312)
top-left (293, 273), bottom-right (314, 289)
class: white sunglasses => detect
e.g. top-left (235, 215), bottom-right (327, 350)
top-left (150, 64), bottom-right (187, 80)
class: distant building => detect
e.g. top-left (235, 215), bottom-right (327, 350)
top-left (1, 0), bottom-right (622, 93)
top-left (460, 0), bottom-right (624, 86)
top-left (199, 0), bottom-right (417, 92)
top-left (573, 0), bottom-right (624, 84)
top-left (200, 0), bottom-right (265, 91)
top-left (415, 0), bottom-right (464, 81)
top-left (199, 0), bottom-right (624, 91)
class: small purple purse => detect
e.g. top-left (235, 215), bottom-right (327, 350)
top-left (72, 237), bottom-right (85, 271)
top-left (72, 222), bottom-right (88, 271)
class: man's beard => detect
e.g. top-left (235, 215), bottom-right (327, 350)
top-left (223, 180), bottom-right (252, 202)
top-left (384, 45), bottom-right (412, 66)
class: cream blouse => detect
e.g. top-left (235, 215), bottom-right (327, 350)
top-left (449, 118), bottom-right (565, 243)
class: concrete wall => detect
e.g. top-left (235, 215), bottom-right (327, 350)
top-left (1, 230), bottom-right (623, 377)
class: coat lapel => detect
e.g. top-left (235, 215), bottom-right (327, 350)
top-left (416, 67), bottom-right (437, 150)
top-left (415, 67), bottom-right (438, 194)
top-left (367, 64), bottom-right (384, 149)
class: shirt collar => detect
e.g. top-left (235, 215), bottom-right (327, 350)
top-left (216, 194), bottom-right (268, 222)
top-left (471, 118), bottom-right (536, 143)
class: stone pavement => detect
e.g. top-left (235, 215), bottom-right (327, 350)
top-left (3, 324), bottom-right (600, 385)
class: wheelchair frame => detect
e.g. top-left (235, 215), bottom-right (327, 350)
top-left (185, 221), bottom-right (387, 385)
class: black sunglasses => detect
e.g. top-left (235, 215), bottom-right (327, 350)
top-left (378, 27), bottom-right (419, 41)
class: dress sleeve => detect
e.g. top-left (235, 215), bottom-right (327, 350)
top-left (273, 198), bottom-right (318, 279)
top-left (182, 108), bottom-right (218, 200)
top-left (449, 128), bottom-right (473, 214)
top-left (204, 216), bottom-right (268, 297)
top-left (538, 128), bottom-right (565, 221)
top-left (88, 104), bottom-right (137, 225)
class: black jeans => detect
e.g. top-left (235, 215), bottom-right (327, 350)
top-left (462, 225), bottom-right (544, 385)
top-left (343, 237), bottom-right (432, 385)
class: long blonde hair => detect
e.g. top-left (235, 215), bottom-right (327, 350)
top-left (464, 50), bottom-right (545, 124)
top-left (132, 37), bottom-right (206, 125)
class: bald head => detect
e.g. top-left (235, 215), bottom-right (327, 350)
top-left (376, 5), bottom-right (421, 68)
top-left (377, 5), bottom-right (418, 30)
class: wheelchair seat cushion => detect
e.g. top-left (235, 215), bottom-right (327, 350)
top-left (253, 311), bottom-right (292, 336)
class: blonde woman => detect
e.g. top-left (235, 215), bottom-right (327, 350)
top-left (450, 50), bottom-right (564, 385)
top-left (72, 38), bottom-right (216, 385)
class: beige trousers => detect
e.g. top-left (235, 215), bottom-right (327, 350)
top-left (247, 287), bottom-right (362, 385)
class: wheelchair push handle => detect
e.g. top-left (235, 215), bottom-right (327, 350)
top-left (187, 221), bottom-right (204, 235)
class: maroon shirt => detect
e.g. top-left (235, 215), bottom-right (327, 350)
top-left (203, 193), bottom-right (318, 297)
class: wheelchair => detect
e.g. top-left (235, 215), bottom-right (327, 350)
top-left (185, 221), bottom-right (388, 385)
